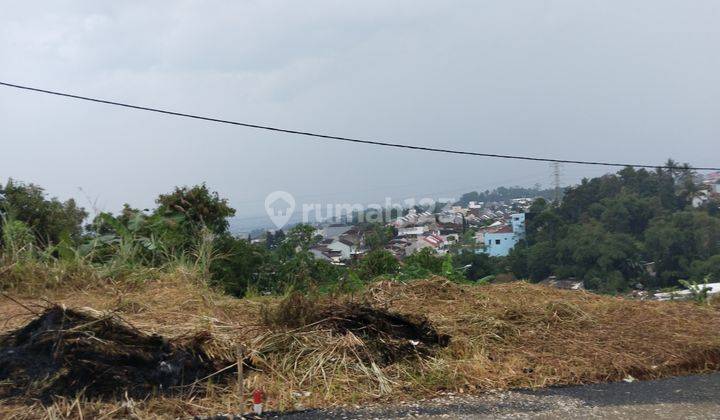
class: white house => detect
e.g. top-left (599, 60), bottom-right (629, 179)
top-left (327, 232), bottom-right (364, 260)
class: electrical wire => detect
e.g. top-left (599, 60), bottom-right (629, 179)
top-left (1, 81), bottom-right (718, 171)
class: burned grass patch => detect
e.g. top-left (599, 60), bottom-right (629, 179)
top-left (0, 306), bottom-right (227, 401)
top-left (317, 302), bottom-right (450, 364)
top-left (262, 293), bottom-right (449, 364)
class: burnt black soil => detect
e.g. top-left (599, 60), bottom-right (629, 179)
top-left (320, 303), bottom-right (451, 364)
top-left (265, 293), bottom-right (450, 365)
top-left (324, 302), bottom-right (447, 339)
top-left (0, 306), bottom-right (225, 401)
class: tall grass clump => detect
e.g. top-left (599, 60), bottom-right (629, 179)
top-left (0, 211), bottom-right (225, 295)
top-left (0, 215), bottom-right (98, 293)
top-left (1, 214), bottom-right (35, 262)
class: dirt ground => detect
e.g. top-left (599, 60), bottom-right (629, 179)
top-left (1, 274), bottom-right (719, 418)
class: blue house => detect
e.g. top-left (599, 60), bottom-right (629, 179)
top-left (483, 213), bottom-right (526, 257)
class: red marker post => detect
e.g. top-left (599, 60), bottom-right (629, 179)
top-left (252, 389), bottom-right (264, 415)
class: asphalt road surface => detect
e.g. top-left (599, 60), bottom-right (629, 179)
top-left (270, 373), bottom-right (720, 419)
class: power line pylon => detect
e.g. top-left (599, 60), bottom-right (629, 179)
top-left (551, 162), bottom-right (562, 205)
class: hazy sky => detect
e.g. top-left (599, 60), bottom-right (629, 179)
top-left (2, 1), bottom-right (719, 229)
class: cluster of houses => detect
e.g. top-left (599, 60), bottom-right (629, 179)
top-left (267, 172), bottom-right (720, 266)
top-left (255, 175), bottom-right (720, 295)
top-left (305, 199), bottom-right (534, 265)
top-left (308, 225), bottom-right (364, 264)
top-left (692, 172), bottom-right (720, 208)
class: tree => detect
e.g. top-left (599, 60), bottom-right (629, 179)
top-left (509, 161), bottom-right (720, 292)
top-left (265, 230), bottom-right (285, 250)
top-left (403, 247), bottom-right (443, 273)
top-left (644, 211), bottom-right (720, 285)
top-left (357, 249), bottom-right (399, 280)
top-left (0, 178), bottom-right (87, 245)
top-left (286, 224), bottom-right (318, 251)
top-left (553, 222), bottom-right (640, 288)
top-left (506, 243), bottom-right (529, 279)
top-left (599, 193), bottom-right (657, 236)
top-left (525, 207), bottom-right (565, 245)
top-left (155, 184), bottom-right (235, 235)
top-left (275, 249), bottom-right (315, 291)
top-left (526, 241), bottom-right (556, 281)
top-left (454, 251), bottom-right (499, 281)
top-left (457, 191), bottom-right (481, 206)
top-left (528, 198), bottom-right (548, 214)
top-left (210, 234), bottom-right (268, 296)
top-left (363, 223), bottom-right (395, 250)
top-left (441, 253), bottom-right (466, 282)
top-left (690, 255), bottom-right (720, 282)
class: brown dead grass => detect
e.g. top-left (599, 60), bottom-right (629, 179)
top-left (1, 274), bottom-right (719, 419)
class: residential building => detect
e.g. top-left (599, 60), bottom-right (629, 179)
top-left (406, 233), bottom-right (447, 255)
top-left (309, 246), bottom-right (344, 265)
top-left (327, 238), bottom-right (355, 260)
top-left (385, 238), bottom-right (411, 259)
top-left (482, 213), bottom-right (526, 257)
top-left (321, 224), bottom-right (352, 239)
top-left (483, 226), bottom-right (516, 257)
top-left (393, 209), bottom-right (434, 228)
top-left (326, 231), bottom-right (364, 260)
top-left (398, 225), bottom-right (427, 237)
top-left (510, 213), bottom-right (526, 236)
top-left (704, 172), bottom-right (720, 185)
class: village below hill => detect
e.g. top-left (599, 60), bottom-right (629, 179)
top-left (303, 199), bottom-right (531, 263)
top-left (249, 169), bottom-right (720, 300)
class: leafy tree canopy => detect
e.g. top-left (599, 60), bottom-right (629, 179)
top-left (0, 178), bottom-right (87, 245)
top-left (155, 184), bottom-right (235, 235)
top-left (509, 163), bottom-right (720, 292)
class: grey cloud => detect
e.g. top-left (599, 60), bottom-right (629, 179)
top-left (1, 1), bottom-right (718, 229)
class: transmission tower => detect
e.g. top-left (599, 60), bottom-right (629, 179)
top-left (551, 162), bottom-right (562, 205)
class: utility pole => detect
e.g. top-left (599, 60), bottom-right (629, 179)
top-left (551, 162), bottom-right (562, 205)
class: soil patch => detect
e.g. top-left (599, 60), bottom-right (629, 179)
top-left (0, 306), bottom-right (225, 401)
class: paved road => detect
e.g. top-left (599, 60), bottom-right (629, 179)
top-left (271, 373), bottom-right (720, 419)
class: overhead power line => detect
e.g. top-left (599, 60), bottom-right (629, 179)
top-left (1, 81), bottom-right (718, 171)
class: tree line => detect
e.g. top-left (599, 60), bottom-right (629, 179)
top-left (507, 162), bottom-right (720, 292)
top-left (2, 160), bottom-right (718, 295)
top-left (0, 179), bottom-right (502, 295)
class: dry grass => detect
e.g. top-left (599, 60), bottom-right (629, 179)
top-left (1, 274), bottom-right (719, 419)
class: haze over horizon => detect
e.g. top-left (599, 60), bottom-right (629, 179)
top-left (2, 1), bottom-right (719, 230)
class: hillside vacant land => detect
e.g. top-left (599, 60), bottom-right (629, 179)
top-left (1, 274), bottom-right (719, 418)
